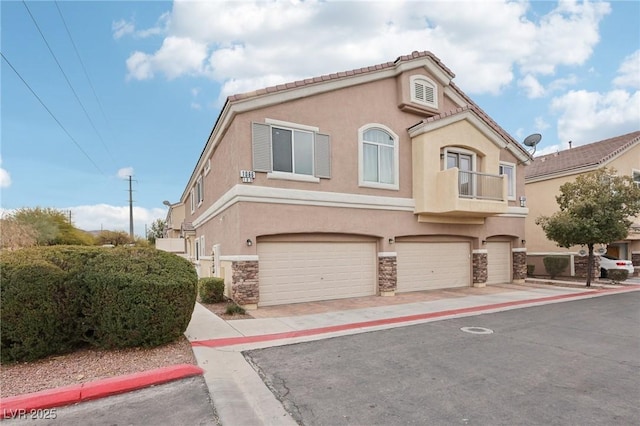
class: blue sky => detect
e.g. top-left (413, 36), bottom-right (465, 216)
top-left (1, 0), bottom-right (639, 234)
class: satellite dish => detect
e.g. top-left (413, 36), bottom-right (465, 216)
top-left (578, 249), bottom-right (587, 257)
top-left (523, 133), bottom-right (542, 156)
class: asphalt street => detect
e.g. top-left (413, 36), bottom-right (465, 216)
top-left (2, 376), bottom-right (218, 426)
top-left (246, 291), bottom-right (640, 426)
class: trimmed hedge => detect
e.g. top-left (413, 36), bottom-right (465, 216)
top-left (607, 269), bottom-right (629, 283)
top-left (198, 277), bottom-right (225, 303)
top-left (0, 246), bottom-right (197, 362)
top-left (543, 256), bottom-right (569, 279)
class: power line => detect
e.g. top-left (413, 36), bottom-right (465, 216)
top-left (1, 52), bottom-right (105, 175)
top-left (54, 0), bottom-right (118, 153)
top-left (22, 0), bottom-right (116, 165)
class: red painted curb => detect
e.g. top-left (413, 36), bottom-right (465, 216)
top-left (192, 285), bottom-right (640, 349)
top-left (0, 364), bottom-right (203, 418)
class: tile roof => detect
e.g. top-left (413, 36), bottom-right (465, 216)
top-left (227, 51), bottom-right (455, 102)
top-left (525, 130), bottom-right (640, 180)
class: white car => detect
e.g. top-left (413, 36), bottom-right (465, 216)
top-left (599, 255), bottom-right (634, 278)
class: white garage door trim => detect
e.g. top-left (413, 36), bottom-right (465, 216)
top-left (396, 242), bottom-right (470, 292)
top-left (258, 242), bottom-right (377, 306)
top-left (486, 242), bottom-right (511, 284)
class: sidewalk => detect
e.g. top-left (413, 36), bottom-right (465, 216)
top-left (185, 282), bottom-right (640, 426)
top-left (2, 281), bottom-right (637, 424)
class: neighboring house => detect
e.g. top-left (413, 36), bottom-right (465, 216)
top-left (155, 202), bottom-right (188, 257)
top-left (177, 51), bottom-right (533, 308)
top-left (525, 131), bottom-right (640, 278)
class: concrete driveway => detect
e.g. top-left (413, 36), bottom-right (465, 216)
top-left (245, 291), bottom-right (640, 425)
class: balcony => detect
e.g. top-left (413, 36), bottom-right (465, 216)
top-left (415, 167), bottom-right (508, 224)
top-left (155, 237), bottom-right (186, 253)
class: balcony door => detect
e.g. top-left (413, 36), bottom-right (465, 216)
top-left (447, 152), bottom-right (474, 197)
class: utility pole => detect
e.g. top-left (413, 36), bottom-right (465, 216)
top-left (128, 175), bottom-right (134, 239)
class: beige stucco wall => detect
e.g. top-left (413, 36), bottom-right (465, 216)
top-left (183, 64), bottom-right (528, 262)
top-left (525, 144), bottom-right (640, 257)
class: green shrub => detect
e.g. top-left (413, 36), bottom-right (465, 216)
top-left (527, 264), bottom-right (535, 277)
top-left (225, 302), bottom-right (246, 316)
top-left (0, 258), bottom-right (81, 363)
top-left (543, 256), bottom-right (569, 279)
top-left (607, 269), bottom-right (629, 283)
top-left (0, 246), bottom-right (198, 362)
top-left (81, 247), bottom-right (198, 349)
top-left (199, 277), bottom-right (225, 303)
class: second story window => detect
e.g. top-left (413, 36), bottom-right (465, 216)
top-left (359, 124), bottom-right (399, 190)
top-left (499, 162), bottom-right (516, 200)
top-left (196, 175), bottom-right (204, 205)
top-left (252, 120), bottom-right (331, 181)
top-left (272, 127), bottom-right (314, 175)
top-left (410, 75), bottom-right (437, 109)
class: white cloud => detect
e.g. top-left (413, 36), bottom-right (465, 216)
top-left (124, 0), bottom-right (609, 97)
top-left (534, 116), bottom-right (550, 132)
top-left (519, 74), bottom-right (545, 98)
top-left (551, 89), bottom-right (640, 144)
top-left (70, 204), bottom-right (166, 236)
top-left (112, 19), bottom-right (135, 39)
top-left (613, 50), bottom-right (640, 89)
top-left (0, 157), bottom-right (11, 188)
top-left (117, 167), bottom-right (134, 179)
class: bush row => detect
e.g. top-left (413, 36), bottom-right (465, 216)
top-left (1, 246), bottom-right (198, 363)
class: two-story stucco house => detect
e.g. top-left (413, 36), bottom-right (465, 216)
top-left (173, 51), bottom-right (533, 308)
top-left (525, 131), bottom-right (640, 278)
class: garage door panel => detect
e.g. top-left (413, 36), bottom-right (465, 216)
top-left (258, 242), bottom-right (376, 306)
top-left (486, 242), bottom-right (511, 284)
top-left (397, 242), bottom-right (470, 292)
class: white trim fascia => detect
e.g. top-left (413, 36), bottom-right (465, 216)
top-left (409, 110), bottom-right (530, 165)
top-left (219, 255), bottom-right (259, 262)
top-left (265, 118), bottom-right (319, 132)
top-left (631, 251), bottom-right (640, 254)
top-left (473, 249), bottom-right (488, 254)
top-left (267, 171), bottom-right (320, 183)
top-left (512, 248), bottom-right (527, 252)
top-left (192, 184), bottom-right (415, 227)
top-left (395, 59), bottom-right (453, 86)
top-left (200, 256), bottom-right (213, 261)
top-left (527, 252), bottom-right (580, 256)
top-left (378, 252), bottom-right (398, 257)
top-left (443, 86), bottom-right (467, 108)
top-left (497, 206), bottom-right (529, 217)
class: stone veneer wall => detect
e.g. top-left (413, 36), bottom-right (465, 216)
top-left (378, 255), bottom-right (397, 294)
top-left (231, 260), bottom-right (259, 306)
top-left (573, 255), bottom-right (600, 279)
top-left (632, 252), bottom-right (640, 276)
top-left (473, 252), bottom-right (488, 285)
top-left (512, 251), bottom-right (527, 281)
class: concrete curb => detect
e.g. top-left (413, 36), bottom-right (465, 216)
top-left (192, 285), bottom-right (640, 349)
top-left (0, 364), bottom-right (203, 418)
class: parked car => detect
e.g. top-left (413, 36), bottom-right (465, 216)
top-left (599, 255), bottom-right (634, 278)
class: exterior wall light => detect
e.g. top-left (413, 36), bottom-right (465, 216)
top-left (388, 238), bottom-right (395, 244)
top-left (519, 196), bottom-right (527, 208)
top-left (246, 239), bottom-right (253, 246)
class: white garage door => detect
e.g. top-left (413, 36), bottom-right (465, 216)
top-left (486, 242), bottom-right (511, 284)
top-left (258, 242), bottom-right (377, 306)
top-left (396, 242), bottom-right (470, 292)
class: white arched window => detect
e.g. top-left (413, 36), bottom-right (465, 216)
top-left (358, 124), bottom-right (399, 190)
top-left (410, 75), bottom-right (437, 108)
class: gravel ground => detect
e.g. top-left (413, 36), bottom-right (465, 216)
top-left (0, 302), bottom-right (251, 399)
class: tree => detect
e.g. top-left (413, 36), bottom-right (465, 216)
top-left (146, 218), bottom-right (165, 244)
top-left (536, 168), bottom-right (640, 287)
top-left (8, 207), bottom-right (94, 246)
top-left (95, 230), bottom-right (133, 246)
top-left (0, 215), bottom-right (38, 250)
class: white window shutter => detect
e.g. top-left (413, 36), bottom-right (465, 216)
top-left (252, 122), bottom-right (272, 172)
top-left (314, 133), bottom-right (331, 178)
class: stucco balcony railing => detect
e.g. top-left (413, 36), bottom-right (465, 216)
top-left (458, 170), bottom-right (504, 201)
top-left (155, 237), bottom-right (186, 253)
top-left (414, 167), bottom-right (509, 222)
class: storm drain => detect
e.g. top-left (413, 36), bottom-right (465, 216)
top-left (460, 326), bottom-right (494, 335)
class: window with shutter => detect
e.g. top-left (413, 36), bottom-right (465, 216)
top-left (252, 121), bottom-right (331, 180)
top-left (410, 75), bottom-right (437, 108)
